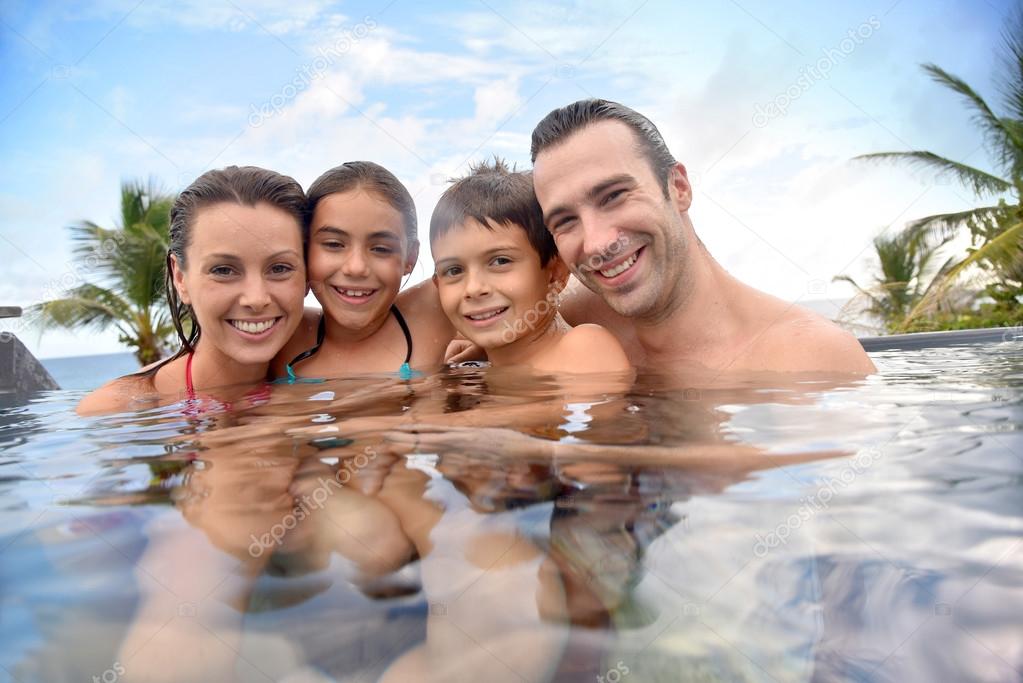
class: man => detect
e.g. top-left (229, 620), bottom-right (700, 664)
top-left (530, 98), bottom-right (875, 375)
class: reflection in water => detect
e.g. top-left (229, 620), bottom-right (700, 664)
top-left (1, 343), bottom-right (1022, 682)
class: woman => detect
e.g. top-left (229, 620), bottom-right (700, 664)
top-left (78, 165), bottom-right (309, 414)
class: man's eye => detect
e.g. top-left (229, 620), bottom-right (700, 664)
top-left (602, 189), bottom-right (625, 205)
top-left (552, 217), bottom-right (576, 233)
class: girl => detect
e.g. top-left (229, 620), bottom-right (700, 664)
top-left (78, 166), bottom-right (308, 414)
top-left (274, 161), bottom-right (453, 380)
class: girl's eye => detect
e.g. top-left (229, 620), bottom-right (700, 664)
top-left (371, 245), bottom-right (395, 255)
top-left (321, 240), bottom-right (343, 250)
top-left (491, 256), bottom-right (512, 267)
top-left (442, 266), bottom-right (462, 277)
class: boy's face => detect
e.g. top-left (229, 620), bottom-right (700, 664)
top-left (432, 219), bottom-right (566, 351)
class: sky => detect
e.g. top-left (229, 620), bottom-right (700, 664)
top-left (0, 0), bottom-right (1015, 358)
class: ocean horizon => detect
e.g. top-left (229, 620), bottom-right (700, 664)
top-left (41, 351), bottom-right (140, 392)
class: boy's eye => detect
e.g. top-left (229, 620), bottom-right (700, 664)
top-left (321, 239), bottom-right (343, 249)
top-left (441, 265), bottom-right (463, 277)
top-left (371, 245), bottom-right (395, 255)
top-left (490, 256), bottom-right (512, 267)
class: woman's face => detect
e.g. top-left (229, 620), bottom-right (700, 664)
top-left (172, 201), bottom-right (306, 367)
top-left (306, 188), bottom-right (417, 333)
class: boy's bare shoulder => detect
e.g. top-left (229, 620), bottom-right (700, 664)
top-left (553, 323), bottom-right (631, 373)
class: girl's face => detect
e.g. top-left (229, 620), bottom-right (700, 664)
top-left (306, 189), bottom-right (417, 333)
top-left (172, 201), bottom-right (306, 367)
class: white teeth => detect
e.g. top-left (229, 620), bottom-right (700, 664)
top-left (468, 308), bottom-right (505, 321)
top-left (231, 319), bottom-right (277, 334)
top-left (338, 288), bottom-right (373, 297)
top-left (599, 252), bottom-right (638, 278)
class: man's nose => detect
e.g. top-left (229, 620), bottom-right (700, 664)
top-left (580, 212), bottom-right (624, 271)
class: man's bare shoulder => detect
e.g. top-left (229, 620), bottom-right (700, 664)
top-left (752, 305), bottom-right (876, 374)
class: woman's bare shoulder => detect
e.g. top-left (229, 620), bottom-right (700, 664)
top-left (76, 373), bottom-right (156, 416)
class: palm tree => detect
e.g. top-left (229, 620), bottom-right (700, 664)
top-left (31, 180), bottom-right (177, 365)
top-left (834, 228), bottom-right (952, 333)
top-left (855, 9), bottom-right (1023, 327)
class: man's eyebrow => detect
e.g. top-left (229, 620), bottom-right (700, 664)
top-left (543, 173), bottom-right (635, 225)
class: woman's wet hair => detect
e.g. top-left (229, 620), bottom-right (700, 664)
top-left (306, 161), bottom-right (418, 249)
top-left (160, 165), bottom-right (307, 367)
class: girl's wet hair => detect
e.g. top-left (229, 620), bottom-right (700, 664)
top-left (161, 165), bottom-right (307, 366)
top-left (306, 161), bottom-right (418, 248)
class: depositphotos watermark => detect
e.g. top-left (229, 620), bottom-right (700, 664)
top-left (248, 445), bottom-right (378, 557)
top-left (752, 16), bottom-right (881, 128)
top-left (752, 446), bottom-right (883, 557)
top-left (248, 16), bottom-right (377, 127)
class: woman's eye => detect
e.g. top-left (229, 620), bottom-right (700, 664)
top-left (210, 265), bottom-right (235, 277)
top-left (269, 263), bottom-right (295, 276)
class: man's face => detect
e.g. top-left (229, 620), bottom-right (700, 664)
top-left (532, 120), bottom-right (691, 322)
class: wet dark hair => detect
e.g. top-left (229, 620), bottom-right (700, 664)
top-left (162, 165), bottom-right (307, 366)
top-left (429, 158), bottom-right (557, 266)
top-left (530, 99), bottom-right (677, 197)
top-left (306, 161), bottom-right (418, 248)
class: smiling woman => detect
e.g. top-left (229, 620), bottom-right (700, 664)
top-left (76, 166), bottom-right (309, 415)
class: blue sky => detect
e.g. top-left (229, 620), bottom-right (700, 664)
top-left (0, 0), bottom-right (1015, 358)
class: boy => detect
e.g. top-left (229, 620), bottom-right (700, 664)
top-left (430, 159), bottom-right (631, 374)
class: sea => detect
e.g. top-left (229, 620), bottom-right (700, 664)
top-left (40, 352), bottom-right (139, 392)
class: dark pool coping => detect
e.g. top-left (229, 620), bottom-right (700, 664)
top-left (859, 326), bottom-right (1022, 351)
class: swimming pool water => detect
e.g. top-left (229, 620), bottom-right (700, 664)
top-left (1, 342), bottom-right (1021, 682)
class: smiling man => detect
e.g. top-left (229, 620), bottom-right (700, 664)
top-left (530, 98), bottom-right (875, 374)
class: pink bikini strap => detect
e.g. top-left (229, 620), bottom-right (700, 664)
top-left (185, 352), bottom-right (196, 400)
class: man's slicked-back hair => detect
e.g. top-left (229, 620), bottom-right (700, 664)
top-left (530, 99), bottom-right (677, 197)
top-left (430, 157), bottom-right (557, 266)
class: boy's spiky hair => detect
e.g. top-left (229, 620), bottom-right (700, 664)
top-left (429, 157), bottom-right (557, 266)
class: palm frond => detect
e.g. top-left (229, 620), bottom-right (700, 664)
top-left (903, 204), bottom-right (1007, 243)
top-left (855, 151), bottom-right (1012, 196)
top-left (922, 63), bottom-right (1023, 175)
top-left (903, 220), bottom-right (1023, 325)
